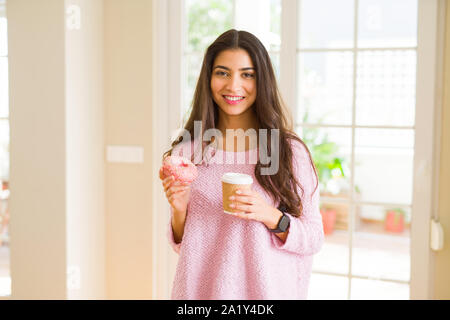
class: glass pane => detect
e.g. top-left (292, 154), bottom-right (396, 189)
top-left (182, 53), bottom-right (203, 122)
top-left (351, 278), bottom-right (409, 300)
top-left (0, 119), bottom-right (8, 180)
top-left (314, 200), bottom-right (350, 275)
top-left (357, 205), bottom-right (412, 235)
top-left (0, 193), bottom-right (9, 297)
top-left (308, 273), bottom-right (348, 300)
top-left (298, 126), bottom-right (351, 276)
top-left (0, 57), bottom-right (8, 118)
top-left (299, 0), bottom-right (354, 49)
top-left (358, 0), bottom-right (418, 48)
top-left (186, 0), bottom-right (233, 54)
top-left (0, 17), bottom-right (7, 56)
top-left (235, 0), bottom-right (281, 52)
top-left (0, 120), bottom-right (9, 297)
top-left (356, 50), bottom-right (416, 126)
top-left (297, 52), bottom-right (353, 125)
top-left (0, 274), bottom-right (10, 296)
top-left (0, 10), bottom-right (11, 297)
top-left (269, 52), bottom-right (280, 80)
top-left (354, 128), bottom-right (414, 204)
top-left (269, 0), bottom-right (281, 52)
top-left (185, 0), bottom-right (281, 124)
top-left (353, 204), bottom-right (410, 282)
top-left (296, 127), bottom-right (352, 196)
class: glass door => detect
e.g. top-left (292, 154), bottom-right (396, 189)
top-left (296, 0), bottom-right (418, 299)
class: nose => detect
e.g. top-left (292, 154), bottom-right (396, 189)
top-left (225, 73), bottom-right (242, 93)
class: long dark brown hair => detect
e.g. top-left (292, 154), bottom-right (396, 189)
top-left (164, 29), bottom-right (318, 217)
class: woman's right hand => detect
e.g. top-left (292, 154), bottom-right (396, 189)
top-left (159, 167), bottom-right (191, 215)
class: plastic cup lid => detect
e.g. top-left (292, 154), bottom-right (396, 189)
top-left (221, 172), bottom-right (253, 185)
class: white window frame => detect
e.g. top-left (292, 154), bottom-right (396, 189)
top-left (151, 0), bottom-right (445, 299)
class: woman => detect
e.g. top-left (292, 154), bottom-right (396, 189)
top-left (160, 29), bottom-right (324, 299)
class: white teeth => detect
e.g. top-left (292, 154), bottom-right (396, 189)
top-left (224, 96), bottom-right (244, 101)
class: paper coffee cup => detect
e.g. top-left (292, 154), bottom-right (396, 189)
top-left (222, 172), bottom-right (253, 214)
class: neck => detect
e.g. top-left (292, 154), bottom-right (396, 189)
top-left (214, 108), bottom-right (259, 152)
top-left (216, 108), bottom-right (259, 134)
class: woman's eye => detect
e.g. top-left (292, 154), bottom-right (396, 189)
top-left (243, 73), bottom-right (255, 78)
top-left (215, 71), bottom-right (228, 77)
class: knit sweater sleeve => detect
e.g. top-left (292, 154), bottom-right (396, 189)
top-left (165, 140), bottom-right (195, 254)
top-left (270, 139), bottom-right (324, 256)
top-left (167, 206), bottom-right (182, 254)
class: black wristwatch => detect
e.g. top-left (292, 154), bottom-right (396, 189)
top-left (269, 209), bottom-right (290, 233)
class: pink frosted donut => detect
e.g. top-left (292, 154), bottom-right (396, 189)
top-left (162, 156), bottom-right (198, 183)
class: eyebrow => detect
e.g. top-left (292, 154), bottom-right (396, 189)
top-left (213, 65), bottom-right (255, 71)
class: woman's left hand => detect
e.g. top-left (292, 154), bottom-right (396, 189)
top-left (228, 188), bottom-right (283, 230)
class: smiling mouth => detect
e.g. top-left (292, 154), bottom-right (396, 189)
top-left (223, 95), bottom-right (245, 104)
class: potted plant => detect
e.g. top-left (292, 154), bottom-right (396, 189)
top-left (384, 208), bottom-right (406, 233)
top-left (300, 112), bottom-right (349, 194)
top-left (320, 204), bottom-right (336, 235)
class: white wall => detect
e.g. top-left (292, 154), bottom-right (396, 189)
top-left (8, 0), bottom-right (67, 299)
top-left (7, 0), bottom-right (105, 299)
top-left (104, 0), bottom-right (154, 299)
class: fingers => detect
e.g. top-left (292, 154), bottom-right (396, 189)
top-left (234, 188), bottom-right (255, 197)
top-left (162, 175), bottom-right (174, 191)
top-left (229, 202), bottom-right (253, 213)
top-left (168, 188), bottom-right (188, 202)
top-left (166, 185), bottom-right (189, 198)
top-left (231, 211), bottom-right (256, 221)
top-left (163, 175), bottom-right (190, 188)
top-left (163, 176), bottom-right (181, 191)
top-left (229, 195), bottom-right (254, 205)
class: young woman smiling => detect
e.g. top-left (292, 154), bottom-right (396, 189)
top-left (160, 29), bottom-right (324, 300)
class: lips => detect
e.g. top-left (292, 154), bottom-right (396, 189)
top-left (223, 95), bottom-right (245, 105)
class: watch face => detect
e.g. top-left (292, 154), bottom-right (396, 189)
top-left (279, 215), bottom-right (290, 232)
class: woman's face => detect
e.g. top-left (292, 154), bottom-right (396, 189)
top-left (210, 49), bottom-right (257, 117)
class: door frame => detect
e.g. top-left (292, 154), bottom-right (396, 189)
top-left (410, 0), bottom-right (446, 300)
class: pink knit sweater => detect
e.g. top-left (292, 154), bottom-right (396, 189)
top-left (167, 138), bottom-right (324, 300)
